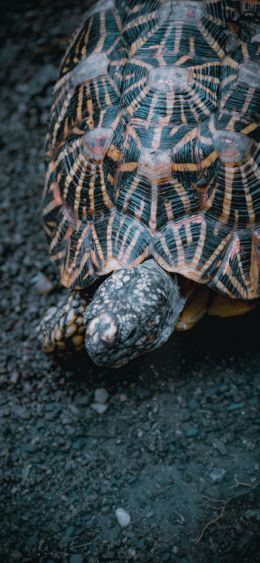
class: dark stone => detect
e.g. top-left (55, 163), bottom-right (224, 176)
top-left (62, 526), bottom-right (77, 543)
top-left (185, 427), bottom-right (199, 438)
top-left (70, 555), bottom-right (84, 563)
top-left (227, 402), bottom-right (245, 410)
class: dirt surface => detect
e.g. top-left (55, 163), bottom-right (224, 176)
top-left (0, 2), bottom-right (259, 562)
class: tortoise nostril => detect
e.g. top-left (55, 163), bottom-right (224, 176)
top-left (100, 329), bottom-right (117, 344)
top-left (100, 319), bottom-right (118, 344)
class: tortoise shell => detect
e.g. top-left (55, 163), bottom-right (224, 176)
top-left (43, 0), bottom-right (260, 300)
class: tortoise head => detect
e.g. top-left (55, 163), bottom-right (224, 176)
top-left (84, 259), bottom-right (184, 367)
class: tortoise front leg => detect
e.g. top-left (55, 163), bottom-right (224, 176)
top-left (38, 290), bottom-right (89, 355)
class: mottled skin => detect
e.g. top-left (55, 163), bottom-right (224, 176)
top-left (39, 260), bottom-right (185, 367)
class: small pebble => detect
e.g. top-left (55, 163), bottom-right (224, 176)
top-left (227, 402), bottom-right (244, 411)
top-left (209, 468), bottom-right (226, 483)
top-left (213, 439), bottom-right (227, 456)
top-left (22, 464), bottom-right (31, 482)
top-left (185, 426), bottom-right (198, 438)
top-left (62, 525), bottom-right (76, 542)
top-left (32, 272), bottom-right (55, 295)
top-left (69, 555), bottom-right (84, 563)
top-left (119, 393), bottom-right (128, 402)
top-left (10, 371), bottom-right (20, 384)
top-left (10, 552), bottom-right (22, 561)
top-left (94, 388), bottom-right (109, 404)
top-left (115, 508), bottom-right (131, 528)
top-left (245, 509), bottom-right (260, 522)
top-left (91, 402), bottom-right (108, 414)
top-left (188, 398), bottom-right (199, 410)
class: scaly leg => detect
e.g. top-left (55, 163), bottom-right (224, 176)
top-left (38, 290), bottom-right (89, 355)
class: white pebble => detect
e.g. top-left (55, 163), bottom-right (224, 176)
top-left (209, 468), bottom-right (226, 483)
top-left (32, 272), bottom-right (55, 295)
top-left (90, 402), bottom-right (108, 414)
top-left (94, 388), bottom-right (109, 404)
top-left (115, 508), bottom-right (131, 528)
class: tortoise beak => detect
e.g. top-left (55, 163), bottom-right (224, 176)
top-left (85, 312), bottom-right (118, 346)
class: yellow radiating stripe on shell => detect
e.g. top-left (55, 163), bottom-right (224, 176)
top-left (91, 223), bottom-right (105, 263)
top-left (241, 122), bottom-right (258, 135)
top-left (88, 164), bottom-right (96, 216)
top-left (118, 223), bottom-right (133, 261)
top-left (74, 165), bottom-right (86, 215)
top-left (43, 198), bottom-right (62, 216)
top-left (103, 77), bottom-right (112, 106)
top-left (63, 149), bottom-right (85, 201)
top-left (121, 228), bottom-right (141, 263)
top-left (106, 213), bottom-right (115, 258)
top-left (172, 150), bottom-right (217, 172)
top-left (189, 36), bottom-right (195, 58)
top-left (51, 250), bottom-right (65, 262)
top-left (191, 217), bottom-right (207, 267)
top-left (185, 93), bottom-right (201, 122)
top-left (49, 215), bottom-right (67, 252)
top-left (173, 26), bottom-right (181, 55)
top-left (241, 168), bottom-right (256, 227)
top-left (164, 199), bottom-right (174, 220)
top-left (175, 55), bottom-right (192, 65)
top-left (179, 95), bottom-right (188, 125)
top-left (200, 231), bottom-right (232, 274)
top-left (107, 73), bottom-right (121, 97)
top-left (123, 76), bottom-right (147, 96)
top-left (69, 224), bottom-right (89, 273)
top-left (95, 13), bottom-right (106, 52)
top-left (135, 198), bottom-right (146, 221)
top-left (198, 21), bottom-right (225, 59)
top-left (130, 20), bottom-right (162, 56)
top-left (107, 145), bottom-right (121, 162)
top-left (80, 18), bottom-right (92, 59)
top-left (219, 167), bottom-right (235, 224)
top-left (172, 127), bottom-right (199, 149)
top-left (189, 88), bottom-right (212, 117)
top-left (119, 162), bottom-right (138, 172)
top-left (159, 23), bottom-right (173, 58)
top-left (77, 85), bottom-right (84, 123)
top-left (99, 164), bottom-right (114, 209)
top-left (174, 226), bottom-right (186, 268)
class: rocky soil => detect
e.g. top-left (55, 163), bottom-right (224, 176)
top-left (0, 1), bottom-right (259, 562)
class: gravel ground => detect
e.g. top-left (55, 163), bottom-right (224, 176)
top-left (0, 2), bottom-right (259, 562)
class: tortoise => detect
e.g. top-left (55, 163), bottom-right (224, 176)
top-left (38, 0), bottom-right (260, 367)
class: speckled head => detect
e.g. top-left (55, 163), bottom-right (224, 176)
top-left (84, 259), bottom-right (185, 367)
